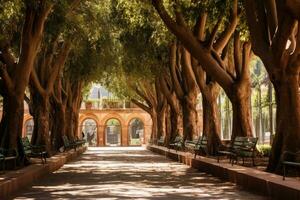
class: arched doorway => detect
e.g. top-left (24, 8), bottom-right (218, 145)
top-left (82, 119), bottom-right (98, 146)
top-left (128, 118), bottom-right (144, 146)
top-left (105, 119), bottom-right (121, 146)
top-left (25, 119), bottom-right (34, 141)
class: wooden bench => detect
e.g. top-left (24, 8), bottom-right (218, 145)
top-left (0, 148), bottom-right (17, 171)
top-left (157, 136), bottom-right (165, 146)
top-left (169, 135), bottom-right (183, 151)
top-left (217, 136), bottom-right (258, 166)
top-left (20, 137), bottom-right (47, 164)
top-left (281, 151), bottom-right (300, 180)
top-left (71, 137), bottom-right (86, 147)
top-left (185, 137), bottom-right (200, 152)
top-left (62, 135), bottom-right (77, 151)
top-left (194, 136), bottom-right (208, 158)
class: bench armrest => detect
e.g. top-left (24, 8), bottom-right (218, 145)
top-left (31, 145), bottom-right (46, 151)
top-left (281, 151), bottom-right (300, 162)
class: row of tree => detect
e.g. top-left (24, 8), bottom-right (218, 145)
top-left (0, 0), bottom-right (113, 161)
top-left (102, 0), bottom-right (299, 173)
top-left (0, 0), bottom-right (299, 174)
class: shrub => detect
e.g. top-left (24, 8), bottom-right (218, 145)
top-left (257, 144), bottom-right (272, 157)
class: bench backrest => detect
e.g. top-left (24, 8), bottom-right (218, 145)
top-left (173, 135), bottom-right (182, 143)
top-left (200, 135), bottom-right (208, 145)
top-left (195, 135), bottom-right (207, 148)
top-left (232, 137), bottom-right (258, 150)
top-left (62, 135), bottom-right (70, 146)
top-left (0, 148), bottom-right (17, 157)
top-left (21, 137), bottom-right (32, 154)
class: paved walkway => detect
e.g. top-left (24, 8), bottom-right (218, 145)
top-left (11, 147), bottom-right (266, 200)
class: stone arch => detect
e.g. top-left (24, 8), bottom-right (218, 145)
top-left (23, 116), bottom-right (34, 139)
top-left (79, 113), bottom-right (100, 127)
top-left (79, 113), bottom-right (99, 146)
top-left (100, 113), bottom-right (125, 127)
top-left (101, 113), bottom-right (125, 146)
top-left (127, 116), bottom-right (145, 146)
top-left (126, 113), bottom-right (146, 127)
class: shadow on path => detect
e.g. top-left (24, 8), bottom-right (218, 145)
top-left (11, 147), bottom-right (267, 200)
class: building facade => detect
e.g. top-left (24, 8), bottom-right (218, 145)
top-left (23, 107), bottom-right (153, 147)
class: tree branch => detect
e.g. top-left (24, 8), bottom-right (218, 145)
top-left (241, 42), bottom-right (252, 80)
top-left (265, 0), bottom-right (278, 39)
top-left (0, 64), bottom-right (14, 92)
top-left (193, 12), bottom-right (207, 41)
top-left (285, 0), bottom-right (300, 19)
top-left (214, 0), bottom-right (238, 53)
top-left (170, 43), bottom-right (184, 98)
top-left (0, 40), bottom-right (16, 67)
top-left (208, 18), bottom-right (222, 50)
top-left (30, 68), bottom-right (47, 96)
top-left (46, 42), bottom-right (71, 93)
top-left (244, 0), bottom-right (270, 58)
top-left (181, 48), bottom-right (198, 88)
top-left (152, 0), bottom-right (234, 92)
top-left (234, 32), bottom-right (242, 78)
top-left (131, 99), bottom-right (152, 114)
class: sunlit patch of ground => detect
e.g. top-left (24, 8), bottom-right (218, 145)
top-left (11, 147), bottom-right (266, 200)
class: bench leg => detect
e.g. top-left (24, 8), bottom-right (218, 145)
top-left (44, 154), bottom-right (47, 164)
top-left (283, 164), bottom-right (286, 180)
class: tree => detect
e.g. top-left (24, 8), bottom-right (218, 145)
top-left (244, 0), bottom-right (300, 172)
top-left (0, 1), bottom-right (53, 153)
top-left (166, 42), bottom-right (199, 141)
top-left (151, 0), bottom-right (253, 141)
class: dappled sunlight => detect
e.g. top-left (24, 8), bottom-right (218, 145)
top-left (12, 147), bottom-right (266, 199)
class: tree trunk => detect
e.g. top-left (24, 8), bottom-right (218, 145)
top-left (202, 93), bottom-right (221, 155)
top-left (267, 75), bottom-right (300, 172)
top-left (0, 95), bottom-right (24, 149)
top-left (72, 108), bottom-right (80, 139)
top-left (51, 102), bottom-right (66, 150)
top-left (156, 107), bottom-right (166, 140)
top-left (165, 106), bottom-right (171, 145)
top-left (230, 83), bottom-right (253, 139)
top-left (31, 95), bottom-right (52, 155)
top-left (181, 95), bottom-right (198, 141)
top-left (151, 111), bottom-right (158, 143)
top-left (268, 82), bottom-right (274, 145)
top-left (65, 106), bottom-right (75, 140)
top-left (167, 107), bottom-right (181, 146)
top-left (258, 85), bottom-right (263, 143)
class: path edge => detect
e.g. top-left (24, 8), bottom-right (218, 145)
top-left (147, 145), bottom-right (300, 200)
top-left (0, 146), bottom-right (87, 199)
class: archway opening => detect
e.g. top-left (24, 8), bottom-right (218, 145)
top-left (128, 118), bottom-right (144, 146)
top-left (82, 119), bottom-right (98, 146)
top-left (25, 119), bottom-right (34, 141)
top-left (105, 118), bottom-right (121, 146)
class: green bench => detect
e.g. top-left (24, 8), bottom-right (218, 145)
top-left (281, 151), bottom-right (300, 180)
top-left (62, 135), bottom-right (79, 151)
top-left (21, 137), bottom-right (47, 164)
top-left (0, 148), bottom-right (17, 171)
top-left (169, 135), bottom-right (183, 151)
top-left (184, 136), bottom-right (207, 158)
top-left (157, 136), bottom-right (165, 146)
top-left (193, 136), bottom-right (208, 158)
top-left (72, 137), bottom-right (86, 147)
top-left (217, 136), bottom-right (258, 166)
top-left (185, 137), bottom-right (199, 151)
